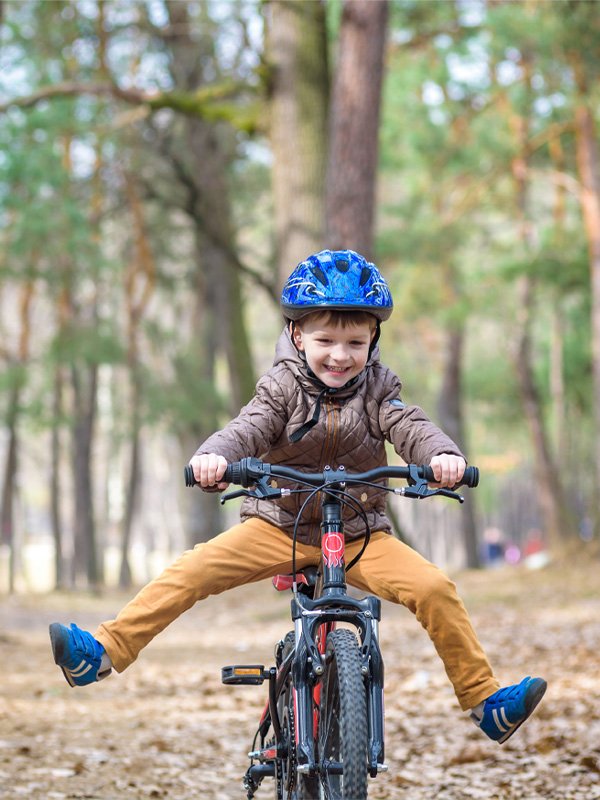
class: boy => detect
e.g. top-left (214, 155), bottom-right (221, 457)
top-left (50, 249), bottom-right (546, 744)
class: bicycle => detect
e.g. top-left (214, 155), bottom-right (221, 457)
top-left (184, 456), bottom-right (478, 800)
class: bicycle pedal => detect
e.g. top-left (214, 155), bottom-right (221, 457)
top-left (221, 665), bottom-right (268, 685)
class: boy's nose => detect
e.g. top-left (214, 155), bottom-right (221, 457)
top-left (330, 345), bottom-right (350, 361)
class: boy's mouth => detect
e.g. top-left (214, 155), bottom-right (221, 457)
top-left (324, 365), bottom-right (350, 374)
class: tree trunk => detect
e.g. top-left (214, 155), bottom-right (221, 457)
top-left (267, 0), bottom-right (329, 286)
top-left (118, 175), bottom-right (155, 588)
top-left (166, 0), bottom-right (255, 411)
top-left (325, 0), bottom-right (389, 259)
top-left (507, 61), bottom-right (573, 549)
top-left (573, 101), bottom-right (600, 517)
top-left (437, 326), bottom-right (480, 567)
top-left (548, 131), bottom-right (568, 460)
top-left (118, 384), bottom-right (141, 589)
top-left (513, 277), bottom-right (572, 546)
top-left (50, 365), bottom-right (66, 589)
top-left (71, 363), bottom-right (101, 587)
top-left (0, 282), bottom-right (34, 593)
top-left (0, 382), bottom-right (19, 593)
top-left (156, 1), bottom-right (259, 543)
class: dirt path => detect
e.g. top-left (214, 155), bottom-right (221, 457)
top-left (1, 559), bottom-right (599, 800)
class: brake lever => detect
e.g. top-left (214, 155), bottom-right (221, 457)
top-left (401, 464), bottom-right (464, 503)
top-left (220, 476), bottom-right (283, 505)
top-left (397, 485), bottom-right (464, 503)
top-left (427, 487), bottom-right (464, 503)
top-left (220, 488), bottom-right (253, 504)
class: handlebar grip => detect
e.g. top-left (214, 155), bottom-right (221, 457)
top-left (184, 462), bottom-right (243, 487)
top-left (422, 465), bottom-right (479, 488)
top-left (184, 464), bottom-right (196, 487)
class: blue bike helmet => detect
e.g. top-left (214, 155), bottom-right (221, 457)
top-left (281, 249), bottom-right (393, 321)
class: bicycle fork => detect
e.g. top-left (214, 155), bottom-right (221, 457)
top-left (291, 591), bottom-right (386, 778)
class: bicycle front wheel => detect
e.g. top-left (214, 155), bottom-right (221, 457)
top-left (318, 628), bottom-right (368, 799)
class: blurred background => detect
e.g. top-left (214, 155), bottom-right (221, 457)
top-left (0, 0), bottom-right (599, 594)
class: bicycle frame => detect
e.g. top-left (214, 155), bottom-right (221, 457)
top-left (233, 476), bottom-right (386, 799)
top-left (290, 485), bottom-right (385, 779)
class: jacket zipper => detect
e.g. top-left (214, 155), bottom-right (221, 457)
top-left (308, 398), bottom-right (340, 543)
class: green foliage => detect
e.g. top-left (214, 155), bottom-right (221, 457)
top-left (51, 322), bottom-right (124, 367)
top-left (378, 0), bottom-right (596, 499)
top-left (0, 0), bottom-right (598, 559)
top-left (143, 347), bottom-right (225, 439)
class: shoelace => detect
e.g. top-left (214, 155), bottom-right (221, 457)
top-left (488, 681), bottom-right (522, 707)
top-left (71, 625), bottom-right (96, 659)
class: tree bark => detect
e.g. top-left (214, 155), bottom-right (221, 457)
top-left (325, 0), bottom-right (389, 259)
top-left (267, 0), bottom-right (329, 286)
top-left (548, 130), bottom-right (568, 460)
top-left (0, 382), bottom-right (19, 593)
top-left (71, 362), bottom-right (101, 587)
top-left (509, 86), bottom-right (573, 547)
top-left (151, 1), bottom-right (259, 544)
top-left (166, 0), bottom-right (255, 412)
top-left (118, 174), bottom-right (156, 588)
top-left (573, 100), bottom-right (600, 515)
top-left (437, 326), bottom-right (480, 567)
top-left (118, 406), bottom-right (140, 589)
top-left (50, 365), bottom-right (66, 589)
top-left (0, 281), bottom-right (34, 592)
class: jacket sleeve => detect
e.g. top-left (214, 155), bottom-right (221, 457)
top-left (194, 368), bottom-right (289, 463)
top-left (377, 370), bottom-right (465, 465)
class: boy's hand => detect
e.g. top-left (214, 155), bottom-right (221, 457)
top-left (189, 453), bottom-right (229, 490)
top-left (429, 454), bottom-right (466, 488)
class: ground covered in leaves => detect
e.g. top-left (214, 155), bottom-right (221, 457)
top-left (1, 556), bottom-right (600, 800)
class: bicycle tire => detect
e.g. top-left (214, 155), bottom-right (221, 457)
top-left (318, 628), bottom-right (368, 799)
top-left (278, 632), bottom-right (320, 800)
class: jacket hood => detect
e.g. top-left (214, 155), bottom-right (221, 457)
top-left (273, 326), bottom-right (380, 398)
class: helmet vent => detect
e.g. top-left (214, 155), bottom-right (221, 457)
top-left (359, 266), bottom-right (372, 286)
top-left (310, 265), bottom-right (329, 286)
top-left (335, 258), bottom-right (349, 273)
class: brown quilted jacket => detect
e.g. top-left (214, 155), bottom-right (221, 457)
top-left (195, 328), bottom-right (464, 545)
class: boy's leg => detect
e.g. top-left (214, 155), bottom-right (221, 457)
top-left (345, 532), bottom-right (500, 711)
top-left (95, 519), bottom-right (320, 673)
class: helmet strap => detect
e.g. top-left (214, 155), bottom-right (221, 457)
top-left (369, 320), bottom-right (381, 356)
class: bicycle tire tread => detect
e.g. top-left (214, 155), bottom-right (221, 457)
top-left (321, 628), bottom-right (368, 799)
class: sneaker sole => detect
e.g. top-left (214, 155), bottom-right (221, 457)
top-left (49, 623), bottom-right (76, 687)
top-left (498, 678), bottom-right (547, 744)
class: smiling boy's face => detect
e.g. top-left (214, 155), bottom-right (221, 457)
top-left (292, 315), bottom-right (375, 388)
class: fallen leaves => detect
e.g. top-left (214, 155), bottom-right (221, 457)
top-left (1, 560), bottom-right (600, 799)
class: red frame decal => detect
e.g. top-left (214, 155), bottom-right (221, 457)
top-left (322, 531), bottom-right (345, 568)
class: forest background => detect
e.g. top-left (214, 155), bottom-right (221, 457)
top-left (1, 0), bottom-right (599, 594)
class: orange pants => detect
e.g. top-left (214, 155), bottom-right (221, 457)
top-left (96, 518), bottom-right (499, 711)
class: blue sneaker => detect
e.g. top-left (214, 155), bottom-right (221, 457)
top-left (476, 676), bottom-right (547, 743)
top-left (49, 622), bottom-right (109, 687)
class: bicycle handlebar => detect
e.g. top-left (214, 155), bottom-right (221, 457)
top-left (184, 457), bottom-right (479, 491)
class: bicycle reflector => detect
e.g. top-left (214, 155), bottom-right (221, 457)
top-left (222, 665), bottom-right (268, 685)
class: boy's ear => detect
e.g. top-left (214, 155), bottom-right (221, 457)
top-left (290, 321), bottom-right (304, 351)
